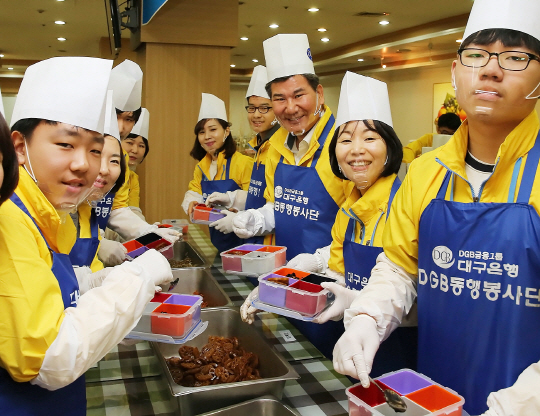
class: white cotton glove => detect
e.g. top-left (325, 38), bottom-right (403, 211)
top-left (98, 238), bottom-right (127, 266)
top-left (333, 314), bottom-right (380, 388)
top-left (73, 266), bottom-right (114, 295)
top-left (287, 253), bottom-right (325, 273)
top-left (240, 287), bottom-right (260, 324)
top-left (153, 227), bottom-right (181, 244)
top-left (313, 282), bottom-right (360, 324)
top-left (206, 191), bottom-right (233, 208)
top-left (131, 248), bottom-right (174, 290)
top-left (233, 209), bottom-right (264, 239)
top-left (209, 210), bottom-right (237, 234)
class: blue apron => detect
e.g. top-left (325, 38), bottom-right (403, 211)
top-left (274, 114), bottom-right (338, 261)
top-left (343, 177), bottom-right (417, 377)
top-left (94, 192), bottom-right (116, 231)
top-left (201, 157), bottom-right (243, 253)
top-left (0, 194), bottom-right (86, 416)
top-left (69, 208), bottom-right (100, 267)
top-left (417, 132), bottom-right (540, 415)
top-left (245, 144), bottom-right (269, 246)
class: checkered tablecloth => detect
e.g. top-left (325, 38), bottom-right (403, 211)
top-left (86, 224), bottom-right (351, 416)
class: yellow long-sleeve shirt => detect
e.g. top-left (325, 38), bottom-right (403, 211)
top-left (127, 169), bottom-right (140, 207)
top-left (402, 133), bottom-right (433, 164)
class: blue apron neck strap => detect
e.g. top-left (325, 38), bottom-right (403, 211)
top-left (342, 207), bottom-right (367, 244)
top-left (312, 114), bottom-right (335, 166)
top-left (198, 165), bottom-right (210, 182)
top-left (386, 176), bottom-right (401, 220)
top-left (508, 157), bottom-right (522, 203)
top-left (224, 157), bottom-right (232, 180)
top-left (436, 171), bottom-right (453, 200)
top-left (516, 131), bottom-right (540, 203)
top-left (10, 193), bottom-right (52, 251)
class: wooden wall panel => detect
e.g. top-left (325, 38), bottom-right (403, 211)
top-left (141, 43), bottom-right (231, 223)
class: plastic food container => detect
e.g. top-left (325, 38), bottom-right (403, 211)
top-left (162, 218), bottom-right (189, 235)
top-left (253, 267), bottom-right (336, 319)
top-left (346, 369), bottom-right (465, 416)
top-left (126, 293), bottom-right (207, 344)
top-left (124, 232), bottom-right (175, 260)
top-left (190, 204), bottom-right (226, 225)
top-left (220, 244), bottom-right (287, 276)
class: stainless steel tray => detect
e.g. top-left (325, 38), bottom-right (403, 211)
top-left (152, 308), bottom-right (299, 416)
top-left (169, 241), bottom-right (207, 270)
top-left (167, 268), bottom-right (232, 308)
top-left (195, 395), bottom-right (300, 416)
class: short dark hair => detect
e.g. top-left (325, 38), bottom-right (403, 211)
top-left (329, 120), bottom-right (403, 180)
top-left (265, 73), bottom-right (320, 97)
top-left (108, 136), bottom-right (127, 194)
top-left (437, 113), bottom-right (461, 132)
top-left (115, 107), bottom-right (142, 124)
top-left (0, 112), bottom-right (19, 205)
top-left (11, 118), bottom-right (58, 143)
top-left (462, 28), bottom-right (540, 56)
top-left (189, 118), bottom-right (236, 161)
top-left (125, 133), bottom-right (150, 161)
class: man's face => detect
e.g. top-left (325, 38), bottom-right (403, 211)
top-left (452, 40), bottom-right (540, 127)
top-left (247, 95), bottom-right (275, 134)
top-left (117, 111), bottom-right (136, 140)
top-left (270, 75), bottom-right (324, 138)
top-left (437, 125), bottom-right (457, 135)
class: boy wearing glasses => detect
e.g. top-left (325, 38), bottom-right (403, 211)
top-left (332, 0), bottom-right (540, 415)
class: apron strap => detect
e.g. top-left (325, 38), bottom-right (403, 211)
top-left (386, 176), bottom-right (402, 220)
top-left (199, 165), bottom-right (210, 182)
top-left (10, 193), bottom-right (53, 252)
top-left (516, 131), bottom-right (540, 203)
top-left (508, 157), bottom-right (522, 203)
top-left (435, 171), bottom-right (453, 200)
top-left (369, 211), bottom-right (385, 246)
top-left (224, 157), bottom-right (232, 180)
top-left (342, 208), bottom-right (366, 244)
top-left (312, 114), bottom-right (336, 166)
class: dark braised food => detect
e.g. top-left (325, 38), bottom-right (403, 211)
top-left (193, 290), bottom-right (210, 308)
top-left (165, 336), bottom-right (261, 387)
top-left (168, 256), bottom-right (194, 268)
top-left (267, 277), bottom-right (289, 286)
top-left (226, 250), bottom-right (249, 256)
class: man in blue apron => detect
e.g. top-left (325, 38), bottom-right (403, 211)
top-left (206, 66), bottom-right (281, 248)
top-left (332, 1), bottom-right (540, 414)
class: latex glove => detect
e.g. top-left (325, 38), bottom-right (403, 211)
top-left (287, 252), bottom-right (324, 273)
top-left (233, 209), bottom-right (263, 239)
top-left (154, 227), bottom-right (181, 244)
top-left (209, 210), bottom-right (237, 234)
top-left (240, 287), bottom-right (260, 324)
top-left (333, 314), bottom-right (380, 387)
top-left (206, 191), bottom-right (233, 208)
top-left (73, 266), bottom-right (114, 295)
top-left (98, 238), bottom-right (127, 266)
top-left (131, 248), bottom-right (173, 290)
top-left (313, 282), bottom-right (360, 323)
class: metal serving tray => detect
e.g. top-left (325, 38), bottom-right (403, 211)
top-left (152, 308), bottom-right (299, 416)
top-left (195, 395), bottom-right (300, 416)
top-left (169, 241), bottom-right (207, 270)
top-left (167, 269), bottom-right (232, 308)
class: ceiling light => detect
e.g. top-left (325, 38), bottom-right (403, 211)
top-left (7, 67), bottom-right (13, 70)
top-left (269, 24), bottom-right (279, 28)
top-left (321, 38), bottom-right (329, 42)
top-left (252, 59), bottom-right (258, 62)
top-left (0, 54), bottom-right (4, 58)
top-left (456, 39), bottom-right (463, 43)
top-left (318, 28), bottom-right (326, 32)
top-left (55, 20), bottom-right (66, 25)
top-left (240, 37), bottom-right (248, 41)
top-left (57, 0), bottom-right (65, 2)
top-left (379, 20), bottom-right (390, 25)
top-left (230, 64), bottom-right (236, 67)
top-left (357, 58), bottom-right (364, 62)
top-left (308, 8), bottom-right (319, 12)
top-left (382, 64), bottom-right (387, 69)
top-left (57, 37), bottom-right (66, 41)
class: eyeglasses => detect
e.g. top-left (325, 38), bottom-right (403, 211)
top-left (245, 105), bottom-right (272, 114)
top-left (457, 47), bottom-right (540, 71)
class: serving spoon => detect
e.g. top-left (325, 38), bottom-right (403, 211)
top-left (369, 376), bottom-right (407, 413)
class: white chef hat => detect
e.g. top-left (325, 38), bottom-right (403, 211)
top-left (0, 86), bottom-right (5, 118)
top-left (198, 93), bottom-right (228, 123)
top-left (335, 72), bottom-right (393, 129)
top-left (108, 59), bottom-right (143, 112)
top-left (263, 34), bottom-right (315, 82)
top-left (130, 108), bottom-right (149, 140)
top-left (463, 0), bottom-right (540, 42)
top-left (11, 57), bottom-right (112, 133)
top-left (103, 90), bottom-right (120, 142)
top-left (246, 65), bottom-right (270, 99)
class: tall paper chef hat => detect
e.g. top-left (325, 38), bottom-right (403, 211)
top-left (11, 57), bottom-right (112, 133)
top-left (198, 93), bottom-right (228, 122)
top-left (263, 34), bottom-right (315, 82)
top-left (131, 108), bottom-right (150, 140)
top-left (108, 59), bottom-right (143, 112)
top-left (103, 90), bottom-right (120, 142)
top-left (246, 66), bottom-right (270, 99)
top-left (463, 0), bottom-right (540, 42)
top-left (335, 72), bottom-right (393, 129)
top-left (0, 86), bottom-right (5, 118)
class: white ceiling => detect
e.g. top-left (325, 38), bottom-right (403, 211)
top-left (0, 0), bottom-right (474, 78)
